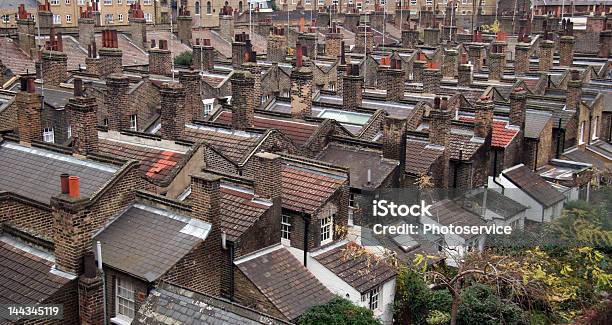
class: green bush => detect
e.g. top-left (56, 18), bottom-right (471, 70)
top-left (174, 51), bottom-right (192, 66)
top-left (299, 297), bottom-right (380, 325)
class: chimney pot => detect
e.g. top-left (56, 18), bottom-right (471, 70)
top-left (68, 176), bottom-right (80, 198)
top-left (60, 174), bottom-right (70, 194)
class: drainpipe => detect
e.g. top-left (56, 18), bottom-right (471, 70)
top-left (492, 150), bottom-right (504, 194)
top-left (533, 141), bottom-right (539, 172)
top-left (453, 150), bottom-right (463, 189)
top-left (587, 112), bottom-right (593, 145)
top-left (96, 241), bottom-right (108, 325)
top-left (302, 210), bottom-right (310, 267)
top-left (229, 241), bottom-right (235, 301)
top-left (556, 119), bottom-right (563, 158)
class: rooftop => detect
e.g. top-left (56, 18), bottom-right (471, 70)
top-left (502, 165), bottom-right (566, 208)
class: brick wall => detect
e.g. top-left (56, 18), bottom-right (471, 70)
top-left (468, 45), bottom-right (484, 72)
top-left (402, 30), bottom-right (420, 49)
top-left (267, 34), bottom-right (287, 62)
top-left (342, 74), bottom-right (363, 111)
top-left (325, 33), bottom-right (342, 58)
top-left (233, 268), bottom-right (286, 321)
top-left (98, 48), bottom-right (123, 77)
top-left (514, 44), bottom-right (531, 75)
top-left (67, 96), bottom-right (98, 155)
top-left (0, 198), bottom-right (52, 240)
top-left (148, 49), bottom-right (172, 76)
top-left (16, 88), bottom-right (42, 143)
top-left (422, 68), bottom-right (442, 94)
top-left (488, 52), bottom-right (505, 81)
top-left (129, 18), bottom-right (147, 50)
top-left (538, 40), bottom-right (554, 71)
top-left (78, 273), bottom-right (105, 325)
top-left (104, 269), bottom-right (149, 324)
top-left (442, 50), bottom-right (458, 78)
top-left (105, 74), bottom-right (130, 131)
top-left (260, 64), bottom-right (291, 98)
top-left (559, 36), bottom-right (575, 67)
top-left (41, 51), bottom-right (68, 87)
top-left (219, 16), bottom-right (235, 43)
top-left (179, 71), bottom-right (202, 121)
top-left (160, 82), bottom-right (186, 139)
top-left (230, 70), bottom-right (255, 129)
top-left (177, 15), bottom-right (193, 45)
top-left (423, 28), bottom-right (439, 46)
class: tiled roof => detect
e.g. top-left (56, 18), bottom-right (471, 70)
top-left (146, 31), bottom-right (192, 56)
top-left (405, 137), bottom-right (444, 175)
top-left (316, 143), bottom-right (398, 189)
top-left (94, 33), bottom-right (148, 66)
top-left (563, 147), bottom-right (611, 172)
top-left (98, 138), bottom-right (185, 184)
top-left (459, 117), bottom-right (519, 148)
top-left (503, 165), bottom-right (566, 207)
top-left (0, 141), bottom-right (118, 205)
top-left (281, 162), bottom-right (346, 213)
top-left (235, 27), bottom-right (267, 55)
top-left (192, 29), bottom-right (232, 58)
top-left (430, 199), bottom-right (486, 239)
top-left (0, 236), bottom-right (71, 305)
top-left (464, 189), bottom-right (528, 219)
top-left (94, 204), bottom-right (210, 282)
top-left (312, 241), bottom-right (397, 293)
top-left (219, 185), bottom-right (270, 241)
top-left (524, 110), bottom-right (553, 139)
top-left (214, 111), bottom-right (318, 146)
top-left (449, 131), bottom-right (483, 160)
top-left (183, 123), bottom-right (262, 164)
top-left (235, 246), bottom-right (334, 321)
top-left (133, 283), bottom-right (289, 325)
top-left (0, 38), bottom-right (35, 75)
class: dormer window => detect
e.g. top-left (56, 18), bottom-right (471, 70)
top-left (320, 214), bottom-right (333, 245)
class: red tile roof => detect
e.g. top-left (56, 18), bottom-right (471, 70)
top-left (459, 117), bottom-right (519, 148)
top-left (281, 163), bottom-right (346, 213)
top-left (98, 139), bottom-right (185, 183)
top-left (182, 124), bottom-right (262, 164)
top-left (214, 111), bottom-right (318, 146)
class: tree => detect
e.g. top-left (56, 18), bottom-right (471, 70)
top-left (174, 51), bottom-right (192, 66)
top-left (299, 297), bottom-right (380, 325)
top-left (394, 266), bottom-right (431, 325)
top-left (457, 284), bottom-right (524, 325)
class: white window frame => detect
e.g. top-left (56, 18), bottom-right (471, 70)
top-left (2, 15), bottom-right (9, 23)
top-left (195, 1), bottom-right (201, 15)
top-left (65, 0), bottom-right (71, 4)
top-left (281, 214), bottom-right (291, 245)
top-left (143, 0), bottom-right (152, 5)
top-left (356, 2), bottom-right (362, 11)
top-left (114, 276), bottom-right (135, 321)
top-left (50, 0), bottom-right (60, 5)
top-left (320, 215), bottom-right (333, 245)
top-left (362, 286), bottom-right (381, 311)
top-left (117, 0), bottom-right (122, 4)
top-left (105, 13), bottom-right (113, 23)
top-left (78, 0), bottom-right (85, 5)
top-left (118, 14), bottom-right (124, 22)
top-left (144, 12), bottom-right (152, 22)
top-left (579, 121), bottom-right (585, 145)
top-left (43, 127), bottom-right (55, 143)
top-left (591, 116), bottom-right (598, 140)
top-left (206, 1), bottom-right (212, 15)
top-left (130, 114), bottom-right (138, 131)
top-left (53, 15), bottom-right (61, 25)
top-left (426, 0), bottom-right (433, 4)
top-left (104, 0), bottom-right (112, 5)
top-left (103, 118), bottom-right (109, 127)
top-left (67, 125), bottom-right (72, 139)
top-left (305, 0), bottom-right (311, 5)
top-left (318, 0), bottom-right (324, 5)
top-left (66, 15), bottom-right (72, 23)
top-left (410, 0), bottom-right (417, 5)
top-left (203, 98), bottom-right (214, 116)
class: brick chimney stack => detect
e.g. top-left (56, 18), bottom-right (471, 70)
top-left (230, 70), bottom-right (255, 129)
top-left (538, 22), bottom-right (554, 72)
top-left (599, 31), bottom-right (611, 58)
top-left (342, 63), bottom-right (363, 111)
top-left (98, 30), bottom-right (123, 77)
top-left (232, 32), bottom-right (253, 68)
top-left (429, 96), bottom-right (451, 188)
top-left (219, 5), bottom-right (235, 43)
top-left (17, 76), bottom-right (42, 144)
top-left (78, 2), bottom-right (95, 47)
top-left (188, 172), bottom-right (222, 294)
top-left (179, 70), bottom-right (202, 122)
top-left (355, 24), bottom-right (374, 54)
top-left (325, 22), bottom-right (343, 58)
top-left (37, 1), bottom-right (53, 34)
top-left (78, 251), bottom-right (105, 325)
top-left (104, 74), bottom-right (130, 131)
top-left (442, 49), bottom-right (458, 79)
top-left (67, 78), bottom-right (99, 155)
top-left (509, 87), bottom-right (527, 129)
top-left (128, 2), bottom-right (147, 49)
top-left (474, 95), bottom-right (494, 139)
top-left (177, 6), bottom-right (193, 45)
top-left (16, 4), bottom-right (36, 57)
top-left (149, 39), bottom-right (172, 75)
top-left (457, 53), bottom-right (472, 87)
top-left (514, 43), bottom-right (531, 76)
top-left (468, 42), bottom-right (484, 73)
top-left (336, 41), bottom-right (346, 96)
top-left (267, 27), bottom-right (287, 62)
top-left (382, 115), bottom-right (407, 172)
top-left (253, 152), bottom-right (282, 200)
top-left (422, 62), bottom-right (442, 94)
top-left (423, 24), bottom-right (440, 46)
top-left (488, 42), bottom-right (506, 81)
top-left (290, 44), bottom-right (314, 119)
top-left (401, 25), bottom-right (420, 49)
top-left (559, 19), bottom-right (575, 67)
top-left (566, 69), bottom-right (582, 110)
top-left (160, 82), bottom-right (186, 139)
top-left (242, 51), bottom-right (262, 110)
top-left (41, 28), bottom-right (68, 87)
top-left (412, 53), bottom-right (426, 83)
top-left (193, 38), bottom-right (215, 71)
top-left (379, 57), bottom-right (404, 101)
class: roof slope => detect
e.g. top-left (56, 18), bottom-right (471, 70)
top-left (0, 38), bottom-right (35, 75)
top-left (503, 165), bottom-right (566, 207)
top-left (281, 162), bottom-right (346, 213)
top-left (134, 283), bottom-right (289, 325)
top-left (94, 204), bottom-right (210, 282)
top-left (405, 137), bottom-right (444, 175)
top-left (183, 123), bottom-right (262, 164)
top-left (0, 141), bottom-right (118, 204)
top-left (219, 185), bottom-right (270, 241)
top-left (313, 241), bottom-right (397, 293)
top-left (235, 246), bottom-right (334, 321)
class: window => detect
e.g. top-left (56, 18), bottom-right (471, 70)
top-left (78, 0), bottom-right (85, 4)
top-left (105, 13), bottom-right (113, 23)
top-left (43, 128), bottom-right (55, 143)
top-left (66, 15), bottom-right (72, 23)
top-left (143, 0), bottom-right (151, 4)
top-left (592, 116), bottom-right (598, 140)
top-left (130, 114), bottom-right (138, 131)
top-left (115, 276), bottom-right (135, 320)
top-left (1, 15), bottom-right (9, 23)
top-left (117, 0), bottom-right (122, 4)
top-left (320, 215), bottom-right (333, 244)
top-left (50, 0), bottom-right (59, 5)
top-left (410, 0), bottom-right (417, 5)
top-left (53, 15), bottom-right (61, 24)
top-left (348, 193), bottom-right (357, 208)
top-left (195, 1), bottom-right (200, 15)
top-left (67, 125), bottom-right (72, 139)
top-left (144, 13), bottom-right (152, 22)
top-left (206, 1), bottom-right (212, 14)
top-left (426, 0), bottom-right (432, 4)
top-left (462, 0), bottom-right (468, 3)
top-left (203, 99), bottom-right (214, 116)
top-left (380, 0), bottom-right (386, 4)
top-left (318, 0), bottom-right (324, 5)
top-left (305, 0), bottom-right (311, 4)
top-left (103, 118), bottom-right (109, 126)
top-left (118, 14), bottom-right (124, 22)
top-left (238, 1), bottom-right (243, 11)
top-left (362, 286), bottom-right (381, 311)
top-left (103, 0), bottom-right (112, 5)
top-left (281, 215), bottom-right (291, 243)
top-left (579, 121), bottom-right (585, 145)
top-left (356, 2), bottom-right (362, 10)
top-left (332, 0), bottom-right (338, 5)
top-left (65, 0), bottom-right (70, 4)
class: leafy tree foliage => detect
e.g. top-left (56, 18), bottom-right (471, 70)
top-left (457, 284), bottom-right (525, 325)
top-left (299, 297), bottom-right (380, 325)
top-left (394, 266), bottom-right (431, 325)
top-left (174, 51), bottom-right (192, 66)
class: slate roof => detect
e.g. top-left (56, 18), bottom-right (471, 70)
top-left (502, 165), bottom-right (566, 207)
top-left (0, 38), bottom-right (35, 75)
top-left (459, 117), bottom-right (520, 148)
top-left (133, 283), bottom-right (289, 325)
top-left (94, 204), bottom-right (210, 282)
top-left (465, 189), bottom-right (528, 220)
top-left (312, 241), bottom-right (397, 293)
top-left (93, 33), bottom-right (147, 66)
top-left (235, 246), bottom-right (334, 321)
top-left (0, 236), bottom-right (72, 305)
top-left (219, 185), bottom-right (270, 241)
top-left (0, 141), bottom-right (118, 205)
top-left (192, 29), bottom-right (232, 58)
top-left (524, 109), bottom-right (553, 139)
top-left (97, 138), bottom-right (186, 184)
top-left (316, 143), bottom-right (398, 189)
top-left (563, 144), bottom-right (612, 173)
top-left (281, 161), bottom-right (347, 214)
top-left (182, 123), bottom-right (263, 164)
top-left (146, 31), bottom-right (192, 57)
top-left (404, 137), bottom-right (444, 175)
top-left (430, 199), bottom-right (487, 239)
top-left (214, 111), bottom-right (319, 146)
top-left (449, 131), bottom-right (483, 161)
